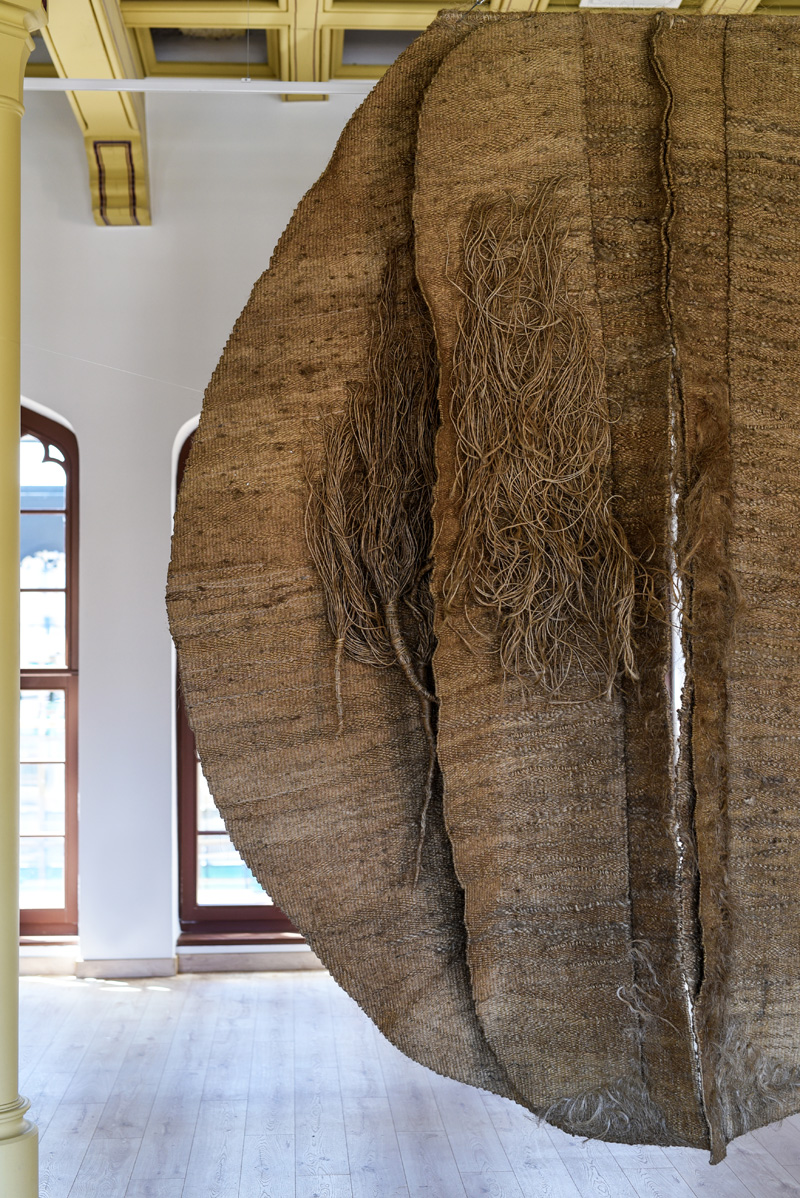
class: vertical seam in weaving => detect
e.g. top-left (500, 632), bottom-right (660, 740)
top-left (579, 12), bottom-right (643, 1093)
top-left (696, 17), bottom-right (734, 1154)
top-left (650, 16), bottom-right (711, 1149)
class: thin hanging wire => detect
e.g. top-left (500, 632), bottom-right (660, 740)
top-left (245, 0), bottom-right (252, 82)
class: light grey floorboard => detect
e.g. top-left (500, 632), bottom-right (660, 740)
top-left (334, 993), bottom-right (408, 1198)
top-left (67, 1133), bottom-right (140, 1197)
top-left (294, 976), bottom-right (349, 1182)
top-left (158, 978), bottom-right (221, 1078)
top-left (124, 1181), bottom-right (186, 1198)
top-left (431, 1073), bottom-right (513, 1176)
top-left (60, 984), bottom-right (147, 1106)
top-left (724, 1136), bottom-right (800, 1197)
top-left (248, 978), bottom-right (295, 1138)
top-left (203, 974), bottom-right (259, 1102)
top-left (129, 1108), bottom-right (200, 1185)
top-left (478, 1090), bottom-right (534, 1135)
top-left (294, 1062), bottom-right (350, 1181)
top-left (606, 1141), bottom-right (670, 1171)
top-left (753, 1116), bottom-right (800, 1184)
top-left (547, 1126), bottom-right (641, 1198)
top-left (663, 1147), bottom-right (755, 1197)
top-left (494, 1124), bottom-right (583, 1198)
top-left (248, 1032), bottom-right (295, 1139)
top-left (21, 1067), bottom-right (80, 1140)
top-left (240, 1132), bottom-right (296, 1198)
top-left (19, 977), bottom-right (83, 1086)
top-left (374, 1034), bottom-right (444, 1136)
top-left (38, 1101), bottom-right (104, 1198)
top-left (110, 982), bottom-right (187, 1096)
top-left (396, 1129), bottom-right (468, 1197)
top-left (617, 1166), bottom-right (696, 1198)
top-left (94, 1081), bottom-right (159, 1141)
top-left (23, 979), bottom-right (107, 1118)
top-left (295, 1175), bottom-right (353, 1198)
top-left (182, 1097), bottom-right (248, 1198)
top-left (461, 1169), bottom-right (526, 1198)
top-left (129, 979), bottom-right (219, 1183)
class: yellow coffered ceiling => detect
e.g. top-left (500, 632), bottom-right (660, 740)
top-left (29, 0), bottom-right (800, 225)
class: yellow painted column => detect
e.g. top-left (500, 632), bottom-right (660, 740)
top-left (0, 3), bottom-right (45, 1195)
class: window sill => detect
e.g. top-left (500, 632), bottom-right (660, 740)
top-left (176, 930), bottom-right (306, 948)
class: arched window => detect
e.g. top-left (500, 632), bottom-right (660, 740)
top-left (176, 432), bottom-right (297, 943)
top-left (20, 408), bottom-right (79, 936)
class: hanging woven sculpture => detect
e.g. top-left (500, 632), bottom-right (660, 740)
top-left (167, 12), bottom-right (800, 1160)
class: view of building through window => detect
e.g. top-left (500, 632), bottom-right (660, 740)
top-left (195, 754), bottom-right (271, 906)
top-left (20, 688), bottom-right (66, 909)
top-left (19, 415), bottom-right (78, 934)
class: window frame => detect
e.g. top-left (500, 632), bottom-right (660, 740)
top-left (176, 432), bottom-right (298, 944)
top-left (19, 408), bottom-right (79, 937)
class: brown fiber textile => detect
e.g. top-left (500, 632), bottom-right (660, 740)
top-left (168, 16), bottom-right (514, 1098)
top-left (654, 14), bottom-right (800, 1150)
top-left (413, 15), bottom-right (692, 1141)
top-left (168, 12), bottom-right (800, 1157)
top-left (582, 17), bottom-right (706, 1147)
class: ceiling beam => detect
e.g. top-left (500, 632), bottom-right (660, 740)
top-left (42, 0), bottom-right (150, 225)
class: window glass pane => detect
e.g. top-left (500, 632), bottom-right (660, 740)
top-left (20, 689), bottom-right (65, 762)
top-left (151, 28), bottom-right (268, 65)
top-left (20, 763), bottom-right (65, 835)
top-left (20, 590), bottom-right (66, 668)
top-left (20, 513), bottom-right (66, 588)
top-left (20, 836), bottom-right (65, 909)
top-left (20, 435), bottom-right (66, 510)
top-left (197, 760), bottom-right (225, 832)
top-left (197, 834), bottom-right (271, 906)
top-left (342, 29), bottom-right (418, 66)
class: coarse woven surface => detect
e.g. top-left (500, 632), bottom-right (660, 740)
top-left (413, 12), bottom-right (693, 1147)
top-left (655, 12), bottom-right (800, 1152)
top-left (168, 10), bottom-right (515, 1102)
top-left (167, 10), bottom-right (800, 1158)
top-left (582, 13), bottom-right (703, 1149)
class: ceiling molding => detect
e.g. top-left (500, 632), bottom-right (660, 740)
top-left (42, 0), bottom-right (150, 226)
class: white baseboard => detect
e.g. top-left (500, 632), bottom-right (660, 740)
top-left (75, 957), bottom-right (178, 979)
top-left (22, 946), bottom-right (326, 978)
top-left (178, 949), bottom-right (325, 973)
top-left (20, 954), bottom-right (77, 976)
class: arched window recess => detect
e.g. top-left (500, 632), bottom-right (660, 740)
top-left (176, 431), bottom-right (298, 946)
top-left (19, 407), bottom-right (79, 938)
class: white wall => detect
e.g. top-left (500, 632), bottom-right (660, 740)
top-left (20, 87), bottom-right (362, 962)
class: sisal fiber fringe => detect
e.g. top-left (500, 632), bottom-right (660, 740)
top-left (304, 244), bottom-right (440, 879)
top-left (304, 243), bottom-right (439, 710)
top-left (444, 189), bottom-right (648, 698)
top-left (540, 1076), bottom-right (676, 1146)
top-left (703, 1017), bottom-right (800, 1143)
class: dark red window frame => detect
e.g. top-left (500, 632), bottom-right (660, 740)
top-left (176, 432), bottom-right (298, 944)
top-left (20, 407), bottom-right (79, 937)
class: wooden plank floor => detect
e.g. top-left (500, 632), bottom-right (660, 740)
top-left (19, 971), bottom-right (800, 1198)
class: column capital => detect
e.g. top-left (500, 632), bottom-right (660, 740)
top-left (0, 1), bottom-right (46, 116)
